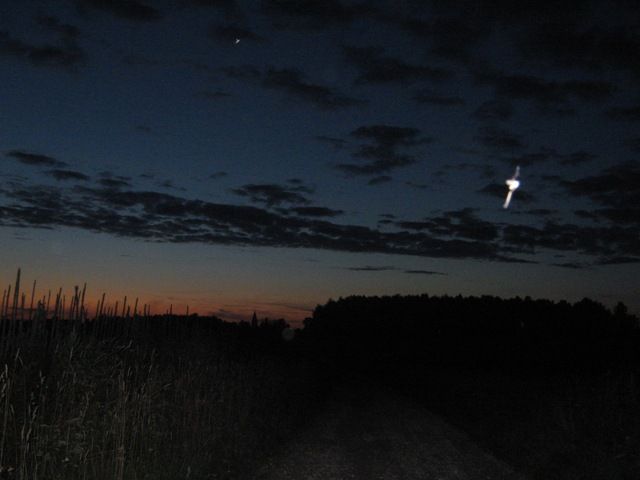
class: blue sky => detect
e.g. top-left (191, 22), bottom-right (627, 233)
top-left (1, 0), bottom-right (639, 323)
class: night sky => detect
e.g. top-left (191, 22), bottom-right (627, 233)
top-left (1, 0), bottom-right (639, 324)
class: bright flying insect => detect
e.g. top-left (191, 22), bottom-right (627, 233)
top-left (503, 166), bottom-right (520, 209)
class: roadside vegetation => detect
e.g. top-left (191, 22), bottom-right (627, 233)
top-left (0, 270), bottom-right (327, 480)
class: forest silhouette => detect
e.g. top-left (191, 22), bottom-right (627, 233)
top-left (301, 294), bottom-right (639, 373)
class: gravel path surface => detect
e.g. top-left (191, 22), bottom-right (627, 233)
top-left (253, 380), bottom-right (527, 480)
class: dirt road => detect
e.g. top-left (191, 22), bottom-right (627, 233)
top-left (253, 380), bottom-right (526, 480)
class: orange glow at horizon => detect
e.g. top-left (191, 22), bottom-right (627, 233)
top-left (1, 269), bottom-right (313, 326)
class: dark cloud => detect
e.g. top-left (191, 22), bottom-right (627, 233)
top-left (260, 0), bottom-right (372, 29)
top-left (262, 68), bottom-right (362, 109)
top-left (99, 171), bottom-right (130, 180)
top-left (597, 256), bottom-right (640, 265)
top-left (0, 180), bottom-right (528, 263)
top-left (472, 99), bottom-right (513, 121)
top-left (368, 175), bottom-right (392, 186)
top-left (606, 106), bottom-right (640, 122)
top-left (209, 24), bottom-right (263, 44)
top-left (75, 0), bottom-right (162, 22)
top-left (346, 266), bottom-right (396, 272)
top-left (343, 46), bottom-right (452, 85)
top-left (221, 65), bottom-right (362, 109)
top-left (334, 124), bottom-right (430, 176)
top-left (541, 174), bottom-right (562, 183)
top-left (517, 21), bottom-right (640, 78)
top-left (220, 64), bottom-right (261, 80)
top-left (36, 15), bottom-right (81, 40)
top-left (196, 90), bottom-right (233, 100)
top-left (527, 209), bottom-right (556, 216)
top-left (8, 176), bottom-right (637, 264)
top-left (291, 206), bottom-right (344, 218)
top-left (134, 125), bottom-right (153, 134)
top-left (501, 221), bottom-right (640, 260)
top-left (502, 148), bottom-right (595, 167)
top-left (413, 89), bottom-right (465, 106)
top-left (377, 1), bottom-right (611, 67)
top-left (405, 181), bottom-right (429, 190)
top-left (404, 270), bottom-right (446, 275)
top-left (474, 126), bottom-right (525, 151)
top-left (47, 169), bottom-right (90, 181)
top-left (559, 150), bottom-right (596, 166)
top-left (561, 162), bottom-right (640, 209)
top-left (475, 71), bottom-right (615, 111)
top-left (99, 178), bottom-right (131, 188)
top-left (352, 123), bottom-right (410, 141)
top-left (552, 262), bottom-right (588, 270)
top-left (562, 163), bottom-right (640, 228)
top-left (590, 207), bottom-right (640, 227)
top-left (158, 180), bottom-right (186, 191)
top-left (434, 162), bottom-right (496, 179)
top-left (186, 0), bottom-right (236, 8)
top-left (184, 0), bottom-right (242, 21)
top-left (121, 54), bottom-right (162, 67)
top-left (232, 183), bottom-right (311, 207)
top-left (396, 208), bottom-right (499, 242)
top-left (624, 137), bottom-right (640, 152)
top-left (381, 0), bottom-right (637, 78)
top-left (437, 0), bottom-right (586, 25)
top-left (315, 135), bottom-right (348, 150)
top-left (209, 171), bottom-right (228, 179)
top-left (5, 150), bottom-right (67, 167)
top-left (387, 14), bottom-right (489, 63)
top-left (0, 30), bottom-right (86, 69)
top-left (574, 209), bottom-right (598, 221)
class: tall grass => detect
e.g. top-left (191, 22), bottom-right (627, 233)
top-left (0, 270), bottom-right (325, 480)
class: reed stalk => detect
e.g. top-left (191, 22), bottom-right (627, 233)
top-left (5, 285), bottom-right (11, 319)
top-left (45, 290), bottom-right (51, 318)
top-left (28, 280), bottom-right (36, 322)
top-left (11, 268), bottom-right (21, 322)
top-left (80, 283), bottom-right (87, 323)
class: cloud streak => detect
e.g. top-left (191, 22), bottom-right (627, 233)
top-left (220, 65), bottom-right (362, 109)
top-left (75, 0), bottom-right (162, 22)
top-left (232, 182), bottom-right (312, 207)
top-left (344, 45), bottom-right (452, 85)
top-left (5, 150), bottom-right (68, 167)
top-left (330, 124), bottom-right (431, 177)
top-left (1, 172), bottom-right (638, 265)
top-left (0, 29), bottom-right (86, 69)
top-left (0, 178), bottom-right (528, 263)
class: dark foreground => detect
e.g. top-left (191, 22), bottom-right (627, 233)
top-left (1, 291), bottom-right (639, 479)
top-left (254, 378), bottom-right (525, 480)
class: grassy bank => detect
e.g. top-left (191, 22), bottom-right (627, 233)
top-left (0, 319), bottom-right (326, 480)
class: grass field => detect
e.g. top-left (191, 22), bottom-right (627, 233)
top-left (0, 313), bottom-right (325, 480)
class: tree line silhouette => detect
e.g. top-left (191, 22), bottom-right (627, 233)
top-left (301, 294), bottom-right (640, 372)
